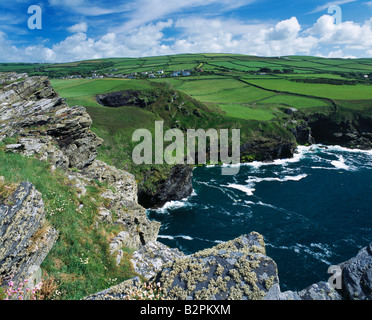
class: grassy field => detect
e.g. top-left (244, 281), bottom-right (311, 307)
top-left (47, 53), bottom-right (372, 135)
top-left (247, 79), bottom-right (372, 100)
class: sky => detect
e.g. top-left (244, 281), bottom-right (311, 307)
top-left (0, 0), bottom-right (372, 62)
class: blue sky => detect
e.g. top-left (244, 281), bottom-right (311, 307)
top-left (0, 0), bottom-right (372, 62)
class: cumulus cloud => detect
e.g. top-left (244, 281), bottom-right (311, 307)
top-left (308, 15), bottom-right (372, 49)
top-left (266, 17), bottom-right (301, 41)
top-left (67, 22), bottom-right (88, 33)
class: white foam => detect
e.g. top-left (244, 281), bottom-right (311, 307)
top-left (246, 173), bottom-right (308, 184)
top-left (226, 183), bottom-right (255, 196)
top-left (155, 200), bottom-right (191, 213)
top-left (178, 235), bottom-right (193, 240)
top-left (324, 144), bottom-right (372, 156)
top-left (158, 235), bottom-right (175, 240)
top-left (158, 235), bottom-right (193, 241)
top-left (330, 155), bottom-right (350, 170)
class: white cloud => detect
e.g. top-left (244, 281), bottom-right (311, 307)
top-left (116, 0), bottom-right (256, 31)
top-left (67, 22), bottom-right (88, 33)
top-left (327, 49), bottom-right (357, 58)
top-left (266, 17), bottom-right (301, 41)
top-left (308, 15), bottom-right (372, 49)
top-left (2, 11), bottom-right (372, 63)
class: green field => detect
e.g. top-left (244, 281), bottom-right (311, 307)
top-left (247, 79), bottom-right (372, 100)
top-left (44, 53), bottom-right (372, 128)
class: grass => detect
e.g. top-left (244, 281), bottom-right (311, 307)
top-left (219, 104), bottom-right (275, 121)
top-left (247, 79), bottom-right (372, 100)
top-left (0, 144), bottom-right (137, 300)
top-left (256, 94), bottom-right (332, 109)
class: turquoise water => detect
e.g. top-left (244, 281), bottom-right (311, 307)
top-left (148, 145), bottom-right (372, 291)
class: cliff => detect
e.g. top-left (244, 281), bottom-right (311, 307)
top-left (0, 73), bottom-right (160, 291)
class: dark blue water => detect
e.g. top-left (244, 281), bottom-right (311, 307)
top-left (148, 145), bottom-right (372, 291)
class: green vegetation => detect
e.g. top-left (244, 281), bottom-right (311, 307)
top-left (45, 53), bottom-right (372, 179)
top-left (0, 143), bottom-right (137, 300)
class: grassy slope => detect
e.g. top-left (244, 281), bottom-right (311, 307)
top-left (0, 142), bottom-right (137, 300)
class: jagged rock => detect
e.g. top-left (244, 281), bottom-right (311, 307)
top-left (80, 160), bottom-right (138, 204)
top-left (0, 181), bottom-right (58, 287)
top-left (116, 202), bottom-right (160, 249)
top-left (154, 232), bottom-right (280, 300)
top-left (0, 73), bottom-right (160, 296)
top-left (0, 72), bottom-right (28, 85)
top-left (131, 241), bottom-right (185, 280)
top-left (298, 282), bottom-right (343, 300)
top-left (0, 75), bottom-right (102, 169)
top-left (338, 243), bottom-right (372, 300)
top-left (110, 231), bottom-right (130, 265)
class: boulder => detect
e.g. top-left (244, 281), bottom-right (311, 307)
top-left (154, 232), bottom-right (280, 300)
top-left (338, 243), bottom-right (372, 300)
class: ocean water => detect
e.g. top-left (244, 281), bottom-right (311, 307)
top-left (147, 145), bottom-right (372, 291)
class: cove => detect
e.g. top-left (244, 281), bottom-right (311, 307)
top-left (148, 145), bottom-right (372, 291)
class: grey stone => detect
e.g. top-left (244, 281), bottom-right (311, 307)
top-left (0, 181), bottom-right (58, 287)
top-left (131, 241), bottom-right (185, 280)
top-left (338, 243), bottom-right (372, 300)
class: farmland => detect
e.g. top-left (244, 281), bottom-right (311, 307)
top-left (2, 53), bottom-right (372, 182)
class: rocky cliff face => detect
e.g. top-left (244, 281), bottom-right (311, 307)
top-left (0, 73), bottom-right (160, 288)
top-left (138, 164), bottom-right (193, 209)
top-left (0, 75), bottom-right (102, 170)
top-left (287, 108), bottom-right (372, 150)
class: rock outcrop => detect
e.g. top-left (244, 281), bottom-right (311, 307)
top-left (0, 73), bottom-right (160, 289)
top-left (338, 243), bottom-right (372, 300)
top-left (86, 232), bottom-right (371, 301)
top-left (0, 75), bottom-right (103, 169)
top-left (0, 181), bottom-right (58, 288)
top-left (240, 136), bottom-right (297, 162)
top-left (154, 232), bottom-right (281, 300)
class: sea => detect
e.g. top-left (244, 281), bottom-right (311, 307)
top-left (147, 144), bottom-right (372, 291)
